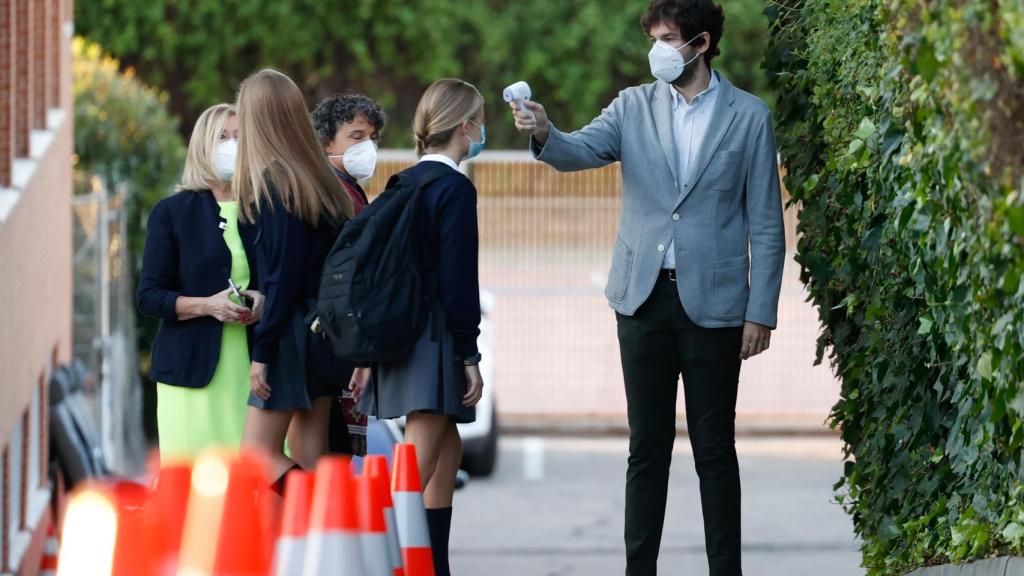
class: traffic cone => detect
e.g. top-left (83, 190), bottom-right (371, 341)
top-left (273, 470), bottom-right (315, 576)
top-left (391, 444), bottom-right (434, 576)
top-left (302, 456), bottom-right (364, 576)
top-left (39, 523), bottom-right (58, 576)
top-left (57, 480), bottom-right (152, 576)
top-left (147, 461), bottom-right (192, 575)
top-left (365, 455), bottom-right (404, 576)
top-left (177, 450), bottom-right (274, 576)
top-left (358, 472), bottom-right (392, 575)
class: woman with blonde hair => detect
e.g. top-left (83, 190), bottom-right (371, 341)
top-left (137, 103), bottom-right (264, 460)
top-left (234, 69), bottom-right (353, 490)
top-left (353, 78), bottom-right (486, 575)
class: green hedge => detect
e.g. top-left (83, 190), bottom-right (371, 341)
top-left (74, 0), bottom-right (773, 149)
top-left (766, 0), bottom-right (1024, 573)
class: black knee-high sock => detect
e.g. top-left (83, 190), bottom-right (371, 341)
top-left (426, 506), bottom-right (453, 576)
top-left (271, 464), bottom-right (303, 496)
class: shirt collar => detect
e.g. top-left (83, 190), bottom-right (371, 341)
top-left (419, 153), bottom-right (460, 172)
top-left (671, 69), bottom-right (720, 110)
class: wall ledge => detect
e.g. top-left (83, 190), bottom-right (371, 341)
top-left (908, 557), bottom-right (1024, 576)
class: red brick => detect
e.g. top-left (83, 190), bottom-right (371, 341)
top-left (31, 0), bottom-right (45, 129)
top-left (13, 0), bottom-right (32, 157)
top-left (49, 0), bottom-right (58, 108)
top-left (0, 0), bottom-right (14, 185)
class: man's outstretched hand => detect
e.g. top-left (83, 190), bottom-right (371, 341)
top-left (510, 100), bottom-right (551, 146)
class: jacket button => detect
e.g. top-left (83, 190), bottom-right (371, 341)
top-left (672, 213), bottom-right (680, 221)
top-left (657, 244), bottom-right (665, 252)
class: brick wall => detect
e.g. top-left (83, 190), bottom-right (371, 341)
top-left (0, 0), bottom-right (73, 572)
top-left (0, 0), bottom-right (13, 187)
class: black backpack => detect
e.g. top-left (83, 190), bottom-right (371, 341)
top-left (314, 163), bottom-right (453, 364)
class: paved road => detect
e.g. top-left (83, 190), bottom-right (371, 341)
top-left (451, 436), bottom-right (862, 575)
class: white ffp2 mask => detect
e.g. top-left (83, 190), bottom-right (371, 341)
top-left (214, 139), bottom-right (237, 181)
top-left (331, 139), bottom-right (378, 182)
top-left (648, 35), bottom-right (703, 84)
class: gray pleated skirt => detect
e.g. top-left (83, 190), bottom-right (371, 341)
top-left (358, 302), bottom-right (476, 424)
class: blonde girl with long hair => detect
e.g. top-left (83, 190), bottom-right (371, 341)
top-left (234, 69), bottom-right (353, 489)
top-left (351, 78), bottom-right (486, 575)
top-left (137, 103), bottom-right (264, 460)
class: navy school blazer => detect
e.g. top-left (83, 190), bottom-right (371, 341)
top-left (136, 189), bottom-right (259, 388)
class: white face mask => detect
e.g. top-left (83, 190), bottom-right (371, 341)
top-left (330, 139), bottom-right (378, 182)
top-left (648, 35), bottom-right (703, 84)
top-left (214, 138), bottom-right (237, 181)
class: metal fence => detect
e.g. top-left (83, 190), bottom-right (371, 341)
top-left (72, 175), bottom-right (147, 473)
top-left (371, 150), bottom-right (838, 430)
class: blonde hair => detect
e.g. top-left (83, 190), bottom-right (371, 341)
top-left (413, 78), bottom-right (484, 157)
top-left (176, 103), bottom-right (235, 192)
top-left (234, 69), bottom-right (352, 225)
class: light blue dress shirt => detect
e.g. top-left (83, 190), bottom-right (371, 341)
top-left (663, 71), bottom-right (721, 270)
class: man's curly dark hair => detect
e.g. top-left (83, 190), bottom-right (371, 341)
top-left (641, 0), bottom-right (725, 70)
top-left (312, 93), bottom-right (387, 146)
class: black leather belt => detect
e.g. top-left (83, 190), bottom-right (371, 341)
top-left (660, 269), bottom-right (677, 282)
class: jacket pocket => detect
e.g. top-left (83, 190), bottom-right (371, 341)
top-left (605, 236), bottom-right (635, 302)
top-left (712, 254), bottom-right (749, 319)
top-left (707, 150), bottom-right (744, 191)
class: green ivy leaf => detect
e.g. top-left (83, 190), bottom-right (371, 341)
top-left (1003, 522), bottom-right (1024, 542)
top-left (977, 352), bottom-right (993, 380)
top-left (916, 40), bottom-right (940, 82)
top-left (855, 118), bottom-right (877, 140)
top-left (918, 315), bottom-right (934, 335)
top-left (1008, 205), bottom-right (1024, 237)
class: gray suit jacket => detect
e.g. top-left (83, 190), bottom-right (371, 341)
top-left (533, 72), bottom-right (785, 329)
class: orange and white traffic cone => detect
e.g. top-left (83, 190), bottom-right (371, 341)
top-left (147, 461), bottom-right (192, 575)
top-left (302, 456), bottom-right (364, 576)
top-left (39, 523), bottom-right (58, 576)
top-left (365, 455), bottom-right (404, 576)
top-left (273, 470), bottom-right (315, 576)
top-left (391, 444), bottom-right (434, 576)
top-left (177, 450), bottom-right (274, 576)
top-left (57, 480), bottom-right (152, 576)
top-left (358, 471), bottom-right (393, 576)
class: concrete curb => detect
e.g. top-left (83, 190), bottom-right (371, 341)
top-left (908, 557), bottom-right (1024, 576)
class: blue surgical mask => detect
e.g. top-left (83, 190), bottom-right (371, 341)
top-left (465, 121), bottom-right (486, 160)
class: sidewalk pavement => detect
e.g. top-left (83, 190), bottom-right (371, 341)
top-left (452, 435), bottom-right (862, 576)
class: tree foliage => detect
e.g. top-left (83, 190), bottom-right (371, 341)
top-left (73, 38), bottom-right (186, 367)
top-left (75, 0), bottom-right (773, 148)
top-left (73, 37), bottom-right (185, 261)
top-left (766, 0), bottom-right (1024, 572)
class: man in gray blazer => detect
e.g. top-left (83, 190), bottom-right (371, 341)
top-left (510, 1), bottom-right (785, 574)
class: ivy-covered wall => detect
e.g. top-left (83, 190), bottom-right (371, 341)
top-left (766, 0), bottom-right (1024, 573)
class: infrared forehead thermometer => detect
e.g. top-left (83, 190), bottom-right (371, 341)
top-left (503, 81), bottom-right (535, 120)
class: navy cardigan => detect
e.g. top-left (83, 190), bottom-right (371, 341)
top-left (409, 161), bottom-right (481, 358)
top-left (247, 186), bottom-right (338, 365)
top-left (136, 190), bottom-right (259, 389)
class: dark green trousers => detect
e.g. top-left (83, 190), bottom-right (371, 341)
top-left (617, 272), bottom-right (744, 576)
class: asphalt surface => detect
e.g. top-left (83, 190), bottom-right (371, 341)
top-left (450, 435), bottom-right (862, 575)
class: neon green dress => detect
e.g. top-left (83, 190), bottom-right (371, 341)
top-left (157, 201), bottom-right (251, 460)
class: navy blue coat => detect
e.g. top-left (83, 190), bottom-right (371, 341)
top-left (408, 161), bottom-right (481, 358)
top-left (247, 186), bottom-right (338, 366)
top-left (136, 190), bottom-right (259, 389)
